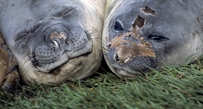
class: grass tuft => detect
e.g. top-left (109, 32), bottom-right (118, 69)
top-left (0, 62), bottom-right (203, 109)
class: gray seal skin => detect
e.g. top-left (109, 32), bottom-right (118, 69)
top-left (0, 0), bottom-right (104, 85)
top-left (103, 0), bottom-right (203, 78)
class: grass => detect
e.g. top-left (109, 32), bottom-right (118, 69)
top-left (0, 62), bottom-right (203, 109)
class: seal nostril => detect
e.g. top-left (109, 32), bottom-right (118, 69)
top-left (66, 40), bottom-right (70, 44)
top-left (114, 53), bottom-right (120, 62)
top-left (52, 40), bottom-right (60, 49)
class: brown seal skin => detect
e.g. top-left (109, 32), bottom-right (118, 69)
top-left (0, 0), bottom-right (105, 85)
top-left (103, 0), bottom-right (203, 78)
top-left (0, 34), bottom-right (19, 91)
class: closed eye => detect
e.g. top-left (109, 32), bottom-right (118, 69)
top-left (15, 22), bottom-right (42, 41)
top-left (15, 30), bottom-right (29, 41)
top-left (148, 34), bottom-right (169, 42)
top-left (113, 20), bottom-right (124, 31)
top-left (60, 7), bottom-right (76, 17)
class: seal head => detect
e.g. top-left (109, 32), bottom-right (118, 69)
top-left (0, 0), bottom-right (104, 84)
top-left (103, 0), bottom-right (203, 78)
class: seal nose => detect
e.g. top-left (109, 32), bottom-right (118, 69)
top-left (113, 52), bottom-right (132, 65)
top-left (50, 32), bottom-right (66, 49)
top-left (114, 53), bottom-right (120, 62)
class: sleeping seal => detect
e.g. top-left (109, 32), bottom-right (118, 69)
top-left (0, 0), bottom-right (105, 85)
top-left (102, 0), bottom-right (203, 78)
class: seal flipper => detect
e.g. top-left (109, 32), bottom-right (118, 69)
top-left (0, 34), bottom-right (19, 91)
top-left (2, 69), bottom-right (20, 91)
top-left (0, 45), bottom-right (7, 87)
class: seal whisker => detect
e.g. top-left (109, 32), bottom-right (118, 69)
top-left (20, 54), bottom-right (36, 74)
top-left (19, 53), bottom-right (34, 70)
top-left (24, 64), bottom-right (34, 75)
top-left (21, 60), bottom-right (32, 74)
top-left (86, 29), bottom-right (104, 53)
top-left (23, 60), bottom-right (37, 75)
top-left (18, 53), bottom-right (32, 63)
top-left (84, 29), bottom-right (100, 40)
top-left (101, 39), bottom-right (110, 51)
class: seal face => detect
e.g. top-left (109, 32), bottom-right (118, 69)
top-left (103, 0), bottom-right (203, 78)
top-left (0, 0), bottom-right (104, 84)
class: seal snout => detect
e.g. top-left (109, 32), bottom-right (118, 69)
top-left (110, 15), bottom-right (156, 65)
top-left (33, 25), bottom-right (92, 73)
top-left (34, 47), bottom-right (63, 66)
top-left (110, 33), bottom-right (156, 65)
top-left (34, 31), bottom-right (67, 65)
top-left (50, 32), bottom-right (67, 50)
top-left (108, 34), bottom-right (157, 74)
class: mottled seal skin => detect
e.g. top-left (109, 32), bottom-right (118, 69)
top-left (0, 0), bottom-right (105, 85)
top-left (103, 0), bottom-right (203, 78)
top-left (0, 34), bottom-right (19, 91)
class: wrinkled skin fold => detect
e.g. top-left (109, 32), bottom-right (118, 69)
top-left (0, 0), bottom-right (105, 86)
top-left (103, 0), bottom-right (203, 78)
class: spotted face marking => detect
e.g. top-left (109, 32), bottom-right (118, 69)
top-left (140, 6), bottom-right (156, 16)
top-left (110, 15), bottom-right (156, 65)
top-left (132, 15), bottom-right (146, 29)
top-left (103, 0), bottom-right (203, 78)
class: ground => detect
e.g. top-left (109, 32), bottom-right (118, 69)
top-left (0, 61), bottom-right (203, 109)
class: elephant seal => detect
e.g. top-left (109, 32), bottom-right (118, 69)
top-left (102, 0), bottom-right (203, 78)
top-left (0, 0), bottom-right (105, 85)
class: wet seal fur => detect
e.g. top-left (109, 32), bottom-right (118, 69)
top-left (0, 0), bottom-right (105, 85)
top-left (103, 0), bottom-right (203, 78)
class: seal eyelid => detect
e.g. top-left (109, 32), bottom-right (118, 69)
top-left (15, 32), bottom-right (29, 41)
top-left (60, 7), bottom-right (76, 17)
top-left (31, 21), bottom-right (42, 32)
top-left (16, 22), bottom-right (42, 41)
top-left (148, 34), bottom-right (169, 42)
top-left (113, 20), bottom-right (124, 31)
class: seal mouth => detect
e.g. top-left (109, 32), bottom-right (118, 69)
top-left (107, 48), bottom-right (158, 75)
top-left (33, 41), bottom-right (92, 73)
top-left (43, 52), bottom-right (90, 75)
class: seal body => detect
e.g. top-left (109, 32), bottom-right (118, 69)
top-left (103, 0), bottom-right (203, 78)
top-left (0, 0), bottom-right (105, 84)
top-left (0, 34), bottom-right (19, 91)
